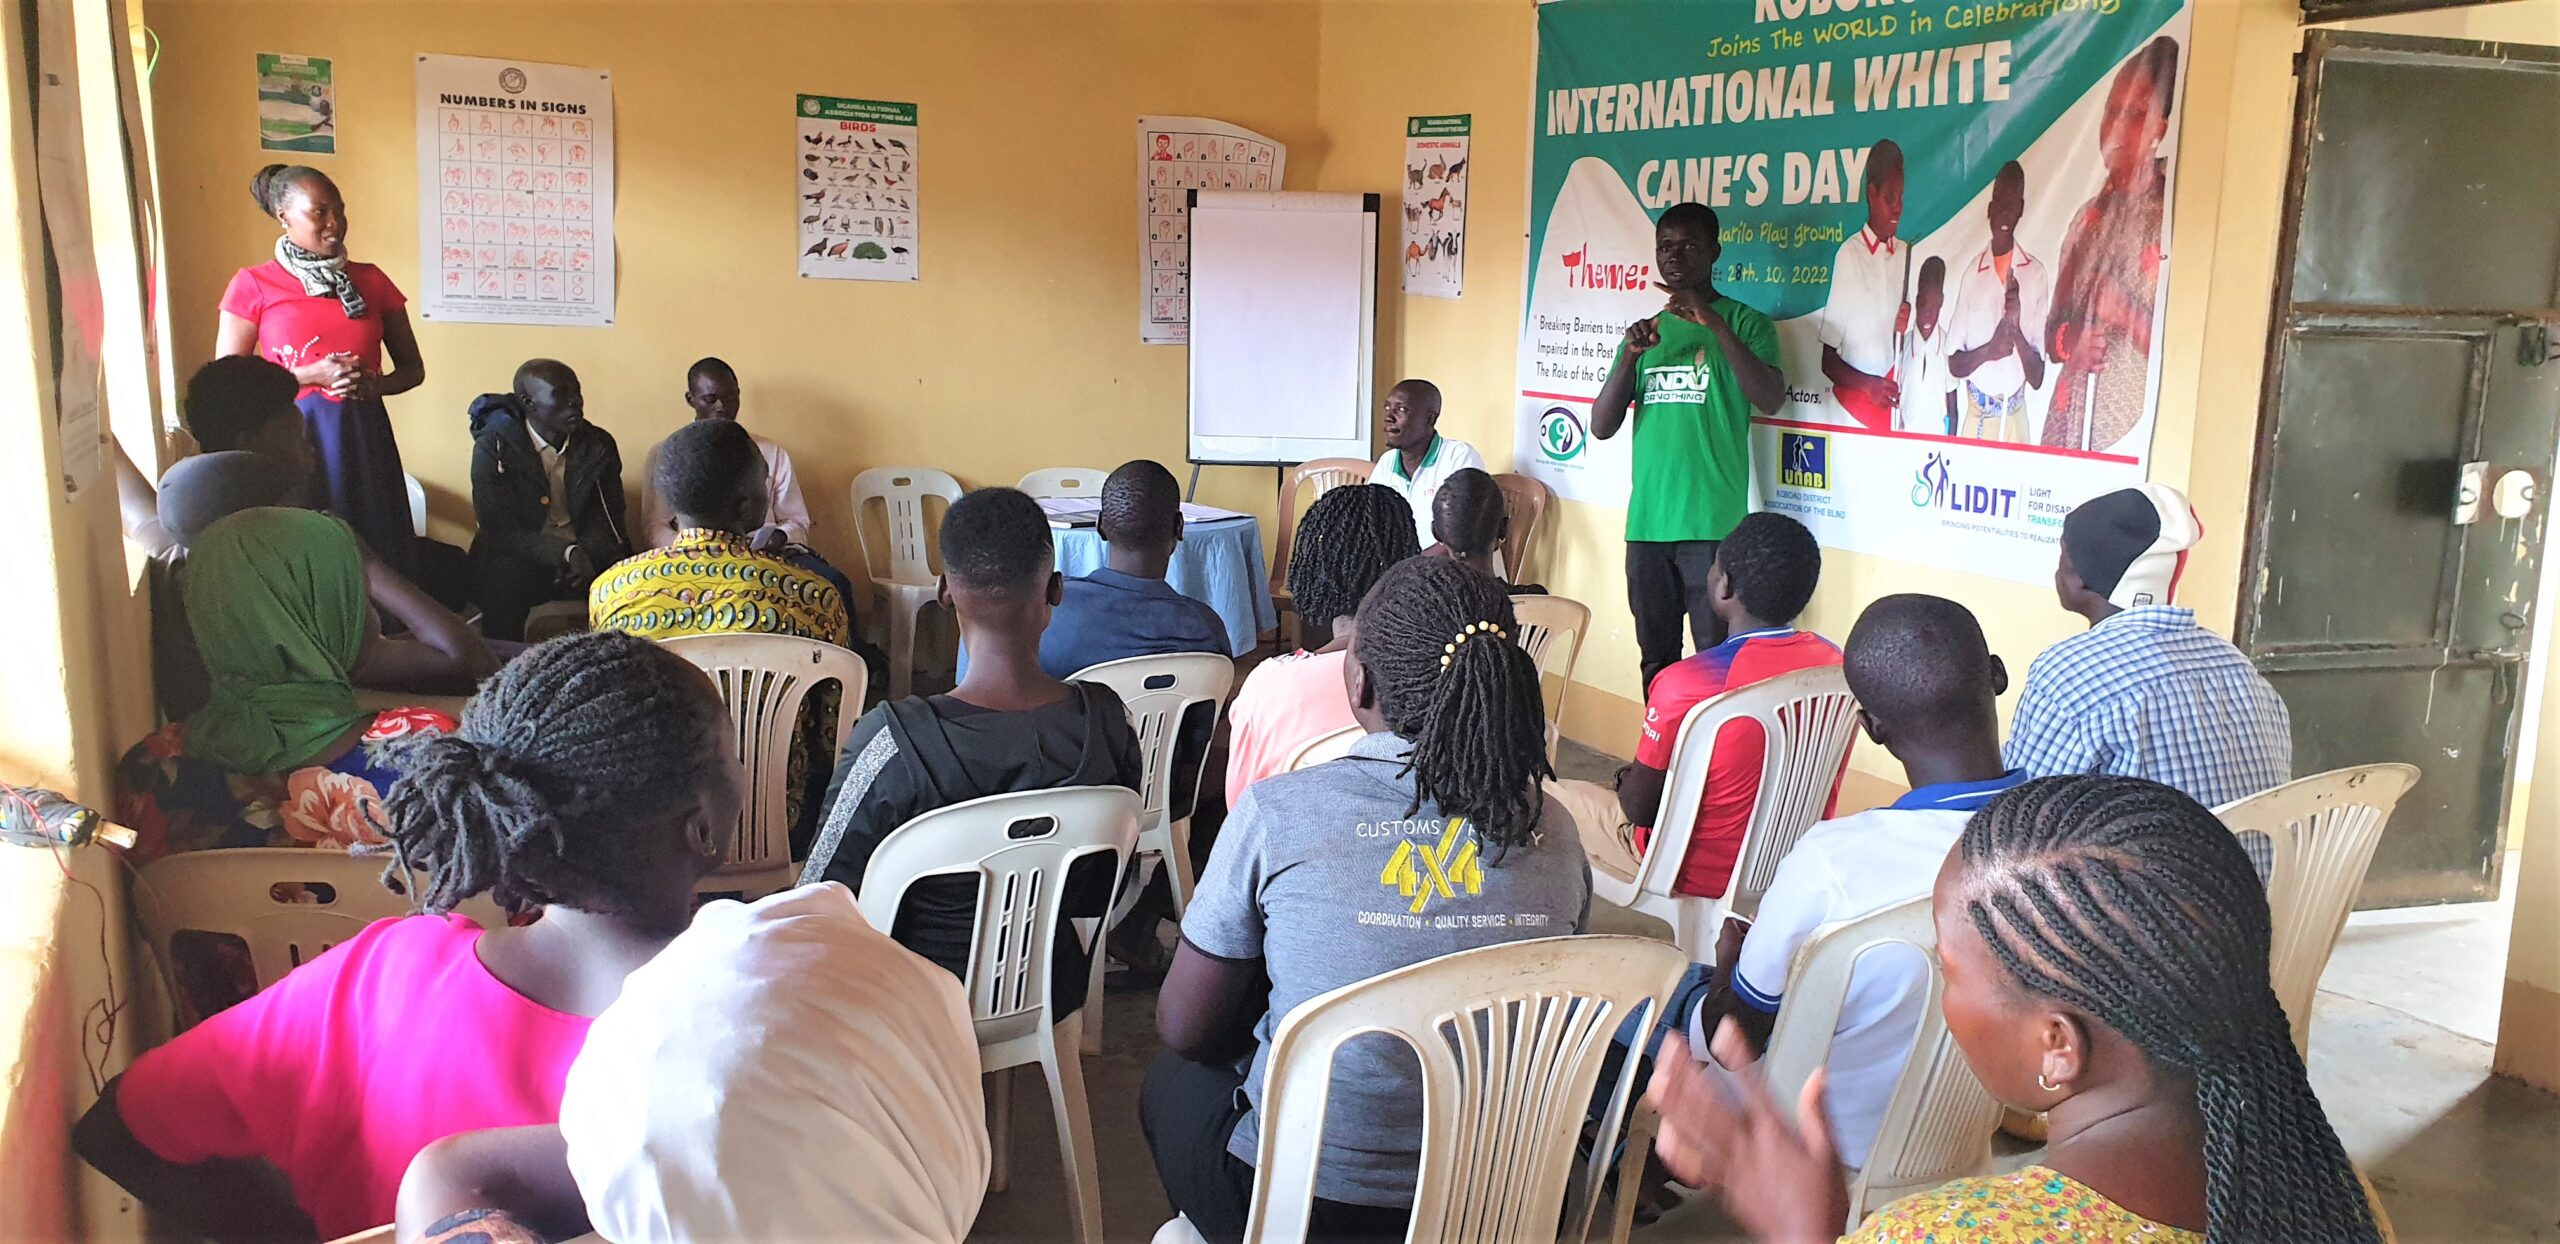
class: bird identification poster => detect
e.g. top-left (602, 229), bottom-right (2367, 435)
top-left (1402, 115), bottom-right (1470, 299)
top-left (1516, 1), bottom-right (2190, 585)
top-left (1138, 116), bottom-right (1285, 344)
top-left (257, 53), bottom-right (335, 154)
top-left (414, 53), bottom-right (616, 326)
top-left (797, 95), bottom-right (918, 282)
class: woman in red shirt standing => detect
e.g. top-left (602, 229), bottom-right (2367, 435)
top-left (217, 164), bottom-right (427, 576)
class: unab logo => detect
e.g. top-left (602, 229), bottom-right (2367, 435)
top-left (801, 98), bottom-right (821, 116)
top-left (498, 67), bottom-right (528, 95)
top-left (1538, 406), bottom-right (1586, 462)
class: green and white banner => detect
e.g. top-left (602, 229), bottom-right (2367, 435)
top-left (1516, 0), bottom-right (2191, 583)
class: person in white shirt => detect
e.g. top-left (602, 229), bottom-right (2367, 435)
top-left (1947, 162), bottom-right (2052, 443)
top-left (1607, 592), bottom-right (2025, 1170)
top-left (641, 357), bottom-right (815, 552)
top-left (1819, 140), bottom-right (1908, 431)
top-left (1896, 255), bottom-right (1957, 435)
top-left (1370, 378), bottom-right (1484, 550)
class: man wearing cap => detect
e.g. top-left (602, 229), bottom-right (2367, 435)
top-left (2008, 484), bottom-right (2292, 839)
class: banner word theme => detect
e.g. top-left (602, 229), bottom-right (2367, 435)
top-left (1515, 0), bottom-right (2192, 584)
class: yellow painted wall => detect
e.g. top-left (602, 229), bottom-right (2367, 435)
top-left (147, 0), bottom-right (1326, 554)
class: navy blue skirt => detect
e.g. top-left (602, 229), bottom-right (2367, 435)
top-left (298, 390), bottom-right (414, 579)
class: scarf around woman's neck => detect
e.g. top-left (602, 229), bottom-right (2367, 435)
top-left (274, 235), bottom-right (368, 319)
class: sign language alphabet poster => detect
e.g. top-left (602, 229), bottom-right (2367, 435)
top-left (1137, 116), bottom-right (1285, 344)
top-left (797, 95), bottom-right (919, 282)
top-left (415, 53), bottom-right (616, 326)
top-left (1402, 114), bottom-right (1470, 299)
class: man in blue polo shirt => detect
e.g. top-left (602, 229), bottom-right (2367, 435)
top-left (1606, 592), bottom-right (2025, 1171)
top-left (1023, 458), bottom-right (1227, 678)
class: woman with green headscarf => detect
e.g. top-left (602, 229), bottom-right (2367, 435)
top-left (115, 507), bottom-right (490, 866)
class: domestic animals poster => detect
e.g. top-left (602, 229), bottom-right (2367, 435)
top-left (1137, 116), bottom-right (1285, 344)
top-left (1516, 1), bottom-right (2192, 584)
top-left (1401, 114), bottom-right (1470, 299)
top-left (413, 53), bottom-right (616, 327)
top-left (797, 95), bottom-right (919, 283)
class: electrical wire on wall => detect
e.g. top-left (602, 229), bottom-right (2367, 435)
top-left (1, 785), bottom-right (137, 1094)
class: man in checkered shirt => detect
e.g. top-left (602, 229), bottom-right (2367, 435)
top-left (2007, 483), bottom-right (2292, 874)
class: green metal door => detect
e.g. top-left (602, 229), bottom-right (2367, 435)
top-left (2242, 32), bottom-right (2560, 906)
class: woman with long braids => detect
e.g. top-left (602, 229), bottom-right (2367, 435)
top-left (1642, 775), bottom-right (2390, 1243)
top-left (1224, 482), bottom-right (1421, 807)
top-left (1145, 556), bottom-right (1590, 1242)
top-left (218, 164), bottom-right (426, 577)
top-left (76, 632), bottom-right (739, 1244)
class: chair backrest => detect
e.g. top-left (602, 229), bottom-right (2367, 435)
top-left (403, 472), bottom-right (428, 539)
top-left (1644, 665), bottom-right (1860, 912)
top-left (1069, 653), bottom-right (1235, 835)
top-left (1509, 594), bottom-right (1590, 758)
top-left (1757, 898), bottom-right (2001, 1227)
top-left (856, 786), bottom-right (1142, 1036)
top-left (1284, 724), bottom-right (1363, 772)
top-left (1269, 457), bottom-right (1375, 590)
top-left (2214, 763), bottom-right (2421, 1053)
top-left (1244, 935), bottom-right (1689, 1243)
top-left (1017, 466), bottom-right (1109, 499)
top-left (661, 633), bottom-right (868, 876)
top-left (1491, 473), bottom-right (1553, 585)
top-left (850, 466), bottom-right (964, 587)
top-left (134, 848), bottom-right (506, 1005)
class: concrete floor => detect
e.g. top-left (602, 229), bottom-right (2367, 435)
top-left (966, 742), bottom-right (2560, 1241)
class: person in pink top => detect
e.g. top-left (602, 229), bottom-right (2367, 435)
top-left (1226, 484), bottom-right (1420, 808)
top-left (75, 631), bottom-right (740, 1242)
top-left (217, 164), bottom-right (426, 579)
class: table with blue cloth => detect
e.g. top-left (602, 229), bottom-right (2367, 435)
top-left (1052, 516), bottom-right (1276, 658)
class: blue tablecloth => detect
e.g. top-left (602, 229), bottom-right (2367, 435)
top-left (1053, 516), bottom-right (1276, 657)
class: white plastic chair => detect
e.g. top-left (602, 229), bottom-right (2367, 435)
top-left (1071, 652), bottom-right (1234, 1053)
top-left (662, 633), bottom-right (868, 902)
top-left (1284, 723), bottom-right (1363, 772)
top-left (1757, 897), bottom-right (2003, 1228)
top-left (855, 785), bottom-right (1142, 1244)
top-left (403, 472), bottom-right (428, 539)
top-left (1510, 594), bottom-right (1590, 764)
top-left (1017, 466), bottom-right (1109, 499)
top-left (1269, 457), bottom-right (1375, 645)
top-left (1156, 935), bottom-right (1689, 1244)
top-left (850, 466), bottom-right (963, 700)
top-left (2213, 763), bottom-right (2421, 1055)
top-left (1593, 665), bottom-right (1860, 958)
top-left (134, 848), bottom-right (506, 1021)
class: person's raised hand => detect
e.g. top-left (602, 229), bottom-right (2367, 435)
top-left (1623, 316), bottom-right (1661, 356)
top-left (1647, 1020), bottom-right (1852, 1244)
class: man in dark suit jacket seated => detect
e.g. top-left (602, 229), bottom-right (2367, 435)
top-left (468, 358), bottom-right (631, 641)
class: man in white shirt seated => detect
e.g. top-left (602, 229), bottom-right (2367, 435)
top-left (641, 357), bottom-right (880, 682)
top-left (641, 357), bottom-right (815, 552)
top-left (1370, 378), bottom-right (1485, 550)
top-left (1612, 591), bottom-right (2025, 1172)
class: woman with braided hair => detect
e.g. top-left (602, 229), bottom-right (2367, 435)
top-left (1145, 555), bottom-right (1589, 1242)
top-left (77, 632), bottom-right (740, 1243)
top-left (1642, 774), bottom-right (2390, 1243)
top-left (1224, 482), bottom-right (1421, 808)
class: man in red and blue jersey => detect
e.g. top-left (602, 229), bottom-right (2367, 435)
top-left (1553, 511), bottom-right (1839, 899)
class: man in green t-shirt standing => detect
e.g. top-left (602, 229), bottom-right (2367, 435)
top-left (1592, 201), bottom-right (1788, 690)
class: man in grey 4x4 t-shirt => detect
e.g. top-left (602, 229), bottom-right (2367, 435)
top-left (1166, 731), bottom-right (1591, 1217)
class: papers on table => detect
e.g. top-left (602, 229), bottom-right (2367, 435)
top-left (1039, 497), bottom-right (1249, 529)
